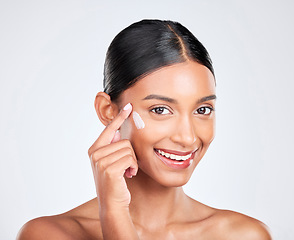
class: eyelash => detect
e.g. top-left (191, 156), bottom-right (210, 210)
top-left (151, 106), bottom-right (171, 115)
top-left (150, 106), bottom-right (215, 115)
top-left (196, 106), bottom-right (214, 115)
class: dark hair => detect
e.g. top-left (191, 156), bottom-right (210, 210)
top-left (103, 19), bottom-right (214, 102)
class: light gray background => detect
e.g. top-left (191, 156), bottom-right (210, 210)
top-left (1, 0), bottom-right (293, 239)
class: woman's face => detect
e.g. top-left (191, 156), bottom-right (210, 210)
top-left (118, 61), bottom-right (216, 187)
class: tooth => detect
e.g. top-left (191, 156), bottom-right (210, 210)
top-left (157, 149), bottom-right (193, 161)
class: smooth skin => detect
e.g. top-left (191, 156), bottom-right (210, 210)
top-left (17, 61), bottom-right (272, 239)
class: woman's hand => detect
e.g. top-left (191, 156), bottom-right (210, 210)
top-left (88, 103), bottom-right (138, 213)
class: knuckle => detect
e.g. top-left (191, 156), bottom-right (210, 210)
top-left (96, 159), bottom-right (106, 171)
top-left (90, 151), bottom-right (99, 162)
top-left (104, 167), bottom-right (115, 178)
top-left (121, 139), bottom-right (133, 149)
top-left (120, 147), bottom-right (133, 156)
top-left (88, 147), bottom-right (92, 157)
top-left (88, 145), bottom-right (104, 160)
top-left (90, 149), bottom-right (105, 165)
top-left (124, 154), bottom-right (134, 162)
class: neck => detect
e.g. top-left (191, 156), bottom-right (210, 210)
top-left (125, 170), bottom-right (189, 230)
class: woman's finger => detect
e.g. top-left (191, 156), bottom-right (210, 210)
top-left (91, 140), bottom-right (136, 163)
top-left (88, 103), bottom-right (132, 156)
top-left (99, 103), bottom-right (132, 144)
top-left (103, 155), bottom-right (138, 179)
top-left (93, 147), bottom-right (136, 172)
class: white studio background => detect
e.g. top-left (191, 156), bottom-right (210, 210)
top-left (0, 0), bottom-right (293, 239)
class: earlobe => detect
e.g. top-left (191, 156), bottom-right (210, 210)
top-left (94, 92), bottom-right (119, 126)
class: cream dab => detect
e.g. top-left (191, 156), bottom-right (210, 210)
top-left (132, 111), bottom-right (145, 129)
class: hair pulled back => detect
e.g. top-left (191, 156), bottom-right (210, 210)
top-left (103, 19), bottom-right (214, 102)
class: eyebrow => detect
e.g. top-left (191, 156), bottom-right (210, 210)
top-left (142, 94), bottom-right (177, 103)
top-left (142, 94), bottom-right (216, 104)
top-left (197, 94), bottom-right (217, 104)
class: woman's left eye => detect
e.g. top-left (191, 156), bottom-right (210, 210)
top-left (151, 107), bottom-right (171, 115)
top-left (195, 107), bottom-right (213, 115)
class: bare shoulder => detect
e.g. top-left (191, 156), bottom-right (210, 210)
top-left (16, 215), bottom-right (81, 240)
top-left (213, 209), bottom-right (272, 240)
top-left (17, 198), bottom-right (102, 240)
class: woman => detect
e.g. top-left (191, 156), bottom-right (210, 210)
top-left (17, 19), bottom-right (271, 239)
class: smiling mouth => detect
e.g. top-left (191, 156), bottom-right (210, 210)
top-left (155, 149), bottom-right (192, 161)
top-left (154, 148), bottom-right (197, 169)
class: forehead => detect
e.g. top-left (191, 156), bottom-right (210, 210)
top-left (122, 61), bottom-right (216, 102)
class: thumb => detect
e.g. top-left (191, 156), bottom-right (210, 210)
top-left (111, 130), bottom-right (121, 143)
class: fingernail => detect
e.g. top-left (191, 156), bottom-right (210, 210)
top-left (131, 168), bottom-right (137, 176)
top-left (123, 103), bottom-right (132, 111)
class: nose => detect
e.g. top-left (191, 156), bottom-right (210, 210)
top-left (170, 115), bottom-right (197, 147)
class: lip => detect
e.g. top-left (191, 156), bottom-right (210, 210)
top-left (154, 148), bottom-right (197, 170)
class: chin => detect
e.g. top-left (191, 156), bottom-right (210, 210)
top-left (160, 176), bottom-right (191, 188)
top-left (137, 163), bottom-right (196, 188)
top-left (156, 171), bottom-right (194, 188)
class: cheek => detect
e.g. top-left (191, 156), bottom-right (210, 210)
top-left (197, 118), bottom-right (216, 144)
top-left (119, 118), bottom-right (133, 140)
top-left (119, 112), bottom-right (154, 143)
top-left (121, 112), bottom-right (172, 146)
top-left (131, 118), bottom-right (168, 144)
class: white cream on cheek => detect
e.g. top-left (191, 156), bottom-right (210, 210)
top-left (132, 111), bottom-right (145, 129)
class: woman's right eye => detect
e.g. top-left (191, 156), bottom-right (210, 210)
top-left (151, 107), bottom-right (171, 115)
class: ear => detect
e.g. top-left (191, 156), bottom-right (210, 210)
top-left (94, 92), bottom-right (119, 126)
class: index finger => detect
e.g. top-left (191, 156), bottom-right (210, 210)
top-left (90, 102), bottom-right (132, 150)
